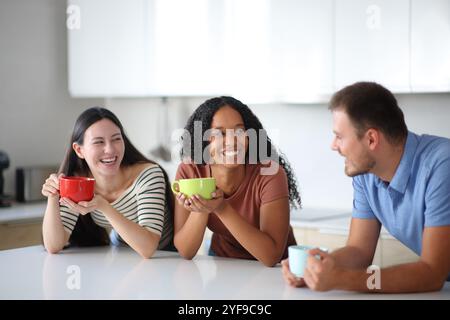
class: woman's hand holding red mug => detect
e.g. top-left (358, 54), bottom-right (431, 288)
top-left (42, 173), bottom-right (64, 199)
top-left (59, 194), bottom-right (110, 215)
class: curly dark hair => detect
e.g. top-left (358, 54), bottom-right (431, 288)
top-left (180, 96), bottom-right (301, 209)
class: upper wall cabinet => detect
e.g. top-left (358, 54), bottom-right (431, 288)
top-left (218, 0), bottom-right (273, 102)
top-left (67, 0), bottom-right (149, 97)
top-left (67, 0), bottom-right (450, 99)
top-left (68, 0), bottom-right (226, 97)
top-left (410, 0), bottom-right (450, 92)
top-left (208, 0), bottom-right (334, 103)
top-left (148, 0), bottom-right (226, 96)
top-left (335, 0), bottom-right (410, 92)
top-left (68, 0), bottom-right (335, 101)
top-left (269, 0), bottom-right (334, 102)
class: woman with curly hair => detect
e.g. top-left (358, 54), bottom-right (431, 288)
top-left (173, 96), bottom-right (301, 267)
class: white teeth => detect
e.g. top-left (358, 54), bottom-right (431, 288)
top-left (100, 157), bottom-right (116, 164)
top-left (223, 151), bottom-right (238, 156)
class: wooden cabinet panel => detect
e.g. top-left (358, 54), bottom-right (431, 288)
top-left (0, 221), bottom-right (43, 250)
top-left (293, 226), bottom-right (420, 268)
top-left (380, 238), bottom-right (419, 267)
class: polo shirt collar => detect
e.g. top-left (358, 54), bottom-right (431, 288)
top-left (388, 131), bottom-right (419, 194)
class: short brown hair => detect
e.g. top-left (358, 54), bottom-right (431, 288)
top-left (329, 82), bottom-right (408, 144)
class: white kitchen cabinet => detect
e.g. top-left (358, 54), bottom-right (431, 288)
top-left (335, 0), bottom-right (411, 92)
top-left (67, 0), bottom-right (150, 97)
top-left (67, 0), bottom-right (450, 99)
top-left (410, 0), bottom-right (450, 92)
top-left (149, 0), bottom-right (226, 96)
top-left (269, 0), bottom-right (334, 103)
top-left (219, 0), bottom-right (273, 102)
top-left (68, 0), bottom-right (227, 97)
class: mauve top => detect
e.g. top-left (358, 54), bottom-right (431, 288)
top-left (175, 161), bottom-right (297, 261)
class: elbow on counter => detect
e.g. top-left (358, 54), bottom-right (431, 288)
top-left (428, 277), bottom-right (446, 292)
top-left (433, 282), bottom-right (445, 292)
top-left (139, 251), bottom-right (153, 259)
top-left (176, 247), bottom-right (196, 260)
top-left (137, 247), bottom-right (158, 259)
top-left (44, 244), bottom-right (64, 254)
top-left (174, 238), bottom-right (196, 260)
top-left (174, 246), bottom-right (196, 260)
top-left (259, 251), bottom-right (284, 268)
top-left (260, 257), bottom-right (279, 268)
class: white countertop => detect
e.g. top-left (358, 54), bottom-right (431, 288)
top-left (0, 203), bottom-right (394, 238)
top-left (0, 202), bottom-right (46, 224)
top-left (0, 245), bottom-right (448, 300)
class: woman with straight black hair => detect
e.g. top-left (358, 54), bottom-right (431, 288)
top-left (42, 107), bottom-right (174, 258)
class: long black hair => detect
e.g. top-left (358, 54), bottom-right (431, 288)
top-left (181, 96), bottom-right (301, 209)
top-left (59, 107), bottom-right (174, 247)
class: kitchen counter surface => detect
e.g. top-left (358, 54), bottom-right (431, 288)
top-left (1, 245), bottom-right (449, 300)
top-left (0, 203), bottom-right (346, 225)
top-left (0, 203), bottom-right (392, 238)
top-left (1, 203), bottom-right (346, 223)
top-left (0, 202), bottom-right (46, 224)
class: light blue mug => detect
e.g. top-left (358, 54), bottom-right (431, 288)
top-left (288, 245), bottom-right (329, 278)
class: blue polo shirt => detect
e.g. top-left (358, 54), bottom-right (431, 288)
top-left (352, 131), bottom-right (450, 278)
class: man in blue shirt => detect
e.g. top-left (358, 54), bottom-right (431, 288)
top-left (282, 82), bottom-right (450, 293)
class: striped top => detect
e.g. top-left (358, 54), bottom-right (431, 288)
top-left (59, 164), bottom-right (173, 249)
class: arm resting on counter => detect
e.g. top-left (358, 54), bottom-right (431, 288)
top-left (331, 217), bottom-right (381, 269)
top-left (42, 196), bottom-right (70, 254)
top-left (173, 199), bottom-right (210, 260)
top-left (214, 198), bottom-right (290, 267)
top-left (333, 225), bottom-right (450, 293)
top-left (100, 205), bottom-right (161, 259)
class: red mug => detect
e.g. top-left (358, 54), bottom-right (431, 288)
top-left (59, 176), bottom-right (95, 202)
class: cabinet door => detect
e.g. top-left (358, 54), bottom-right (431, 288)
top-left (270, 0), bottom-right (334, 102)
top-left (410, 0), bottom-right (450, 92)
top-left (0, 222), bottom-right (43, 250)
top-left (68, 0), bottom-right (148, 97)
top-left (149, 0), bottom-right (226, 96)
top-left (218, 0), bottom-right (273, 102)
top-left (335, 0), bottom-right (410, 92)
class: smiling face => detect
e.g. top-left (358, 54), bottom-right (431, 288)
top-left (73, 118), bottom-right (125, 177)
top-left (330, 109), bottom-right (375, 177)
top-left (208, 106), bottom-right (248, 168)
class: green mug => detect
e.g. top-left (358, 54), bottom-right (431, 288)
top-left (171, 178), bottom-right (216, 200)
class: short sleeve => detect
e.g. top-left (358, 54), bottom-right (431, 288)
top-left (352, 176), bottom-right (376, 219)
top-left (175, 162), bottom-right (199, 180)
top-left (259, 164), bottom-right (289, 205)
top-left (136, 166), bottom-right (167, 236)
top-left (60, 204), bottom-right (79, 234)
top-left (424, 158), bottom-right (450, 227)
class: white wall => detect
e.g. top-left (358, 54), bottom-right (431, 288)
top-left (255, 94), bottom-right (450, 211)
top-left (0, 0), bottom-right (103, 195)
top-left (1, 0), bottom-right (449, 213)
top-left (104, 97), bottom-right (204, 182)
top-left (106, 93), bottom-right (450, 213)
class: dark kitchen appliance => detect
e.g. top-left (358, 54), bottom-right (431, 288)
top-left (0, 150), bottom-right (11, 207)
top-left (16, 165), bottom-right (59, 202)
